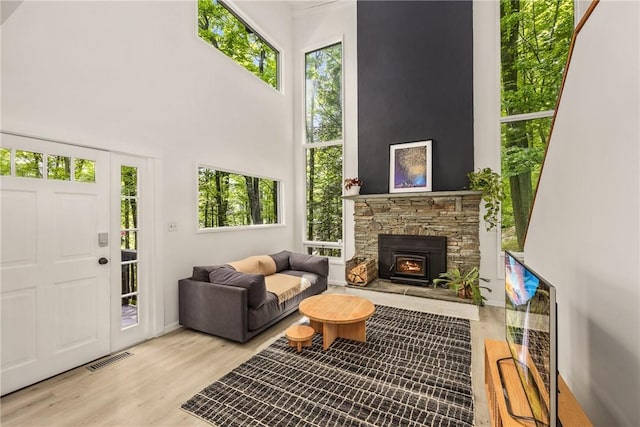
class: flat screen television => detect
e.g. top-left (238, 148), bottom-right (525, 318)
top-left (503, 251), bottom-right (558, 427)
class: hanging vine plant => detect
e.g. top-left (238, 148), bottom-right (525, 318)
top-left (468, 167), bottom-right (504, 231)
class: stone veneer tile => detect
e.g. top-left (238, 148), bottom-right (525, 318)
top-left (352, 192), bottom-right (482, 273)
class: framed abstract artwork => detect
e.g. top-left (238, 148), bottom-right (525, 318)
top-left (389, 140), bottom-right (432, 193)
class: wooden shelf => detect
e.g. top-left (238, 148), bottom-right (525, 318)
top-left (484, 339), bottom-right (592, 427)
top-left (342, 190), bottom-right (481, 200)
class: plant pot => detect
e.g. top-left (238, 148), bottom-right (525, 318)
top-left (344, 185), bottom-right (361, 196)
top-left (457, 287), bottom-right (472, 299)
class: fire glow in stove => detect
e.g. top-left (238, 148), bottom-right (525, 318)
top-left (391, 253), bottom-right (429, 284)
top-left (378, 234), bottom-right (447, 286)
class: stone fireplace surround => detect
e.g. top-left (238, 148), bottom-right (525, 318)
top-left (349, 191), bottom-right (482, 278)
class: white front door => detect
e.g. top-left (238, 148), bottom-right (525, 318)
top-left (1, 133), bottom-right (111, 395)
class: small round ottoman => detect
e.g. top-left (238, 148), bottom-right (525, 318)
top-left (285, 325), bottom-right (314, 352)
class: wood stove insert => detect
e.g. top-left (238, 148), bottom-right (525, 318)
top-left (378, 234), bottom-right (447, 286)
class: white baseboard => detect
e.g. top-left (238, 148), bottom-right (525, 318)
top-left (163, 322), bottom-right (181, 335)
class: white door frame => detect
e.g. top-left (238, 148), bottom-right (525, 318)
top-left (109, 153), bottom-right (159, 352)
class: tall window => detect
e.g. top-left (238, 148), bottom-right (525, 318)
top-left (500, 0), bottom-right (574, 251)
top-left (120, 166), bottom-right (139, 328)
top-left (197, 0), bottom-right (279, 90)
top-left (304, 42), bottom-right (343, 257)
top-left (198, 167), bottom-right (280, 229)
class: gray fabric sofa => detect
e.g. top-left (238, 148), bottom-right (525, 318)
top-left (178, 250), bottom-right (328, 342)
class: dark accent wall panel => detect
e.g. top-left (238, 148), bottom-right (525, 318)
top-left (357, 0), bottom-right (474, 193)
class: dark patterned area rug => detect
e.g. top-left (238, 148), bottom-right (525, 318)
top-left (181, 305), bottom-right (474, 426)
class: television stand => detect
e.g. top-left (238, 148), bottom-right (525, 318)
top-left (484, 339), bottom-right (592, 427)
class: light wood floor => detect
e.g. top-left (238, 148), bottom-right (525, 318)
top-left (1, 288), bottom-right (504, 426)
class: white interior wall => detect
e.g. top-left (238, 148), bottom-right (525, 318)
top-left (292, 1), bottom-right (357, 285)
top-left (1, 0), bottom-right (295, 332)
top-left (525, 1), bottom-right (640, 425)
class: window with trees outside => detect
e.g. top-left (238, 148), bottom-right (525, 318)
top-left (500, 0), bottom-right (574, 251)
top-left (198, 167), bottom-right (280, 230)
top-left (0, 147), bottom-right (95, 182)
top-left (197, 0), bottom-right (279, 90)
top-left (304, 42), bottom-right (343, 258)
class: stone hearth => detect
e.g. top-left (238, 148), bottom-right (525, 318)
top-left (346, 279), bottom-right (474, 305)
top-left (348, 190), bottom-right (482, 278)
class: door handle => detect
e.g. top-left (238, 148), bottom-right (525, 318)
top-left (98, 257), bottom-right (109, 265)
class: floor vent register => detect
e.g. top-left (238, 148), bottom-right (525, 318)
top-left (86, 351), bottom-right (133, 372)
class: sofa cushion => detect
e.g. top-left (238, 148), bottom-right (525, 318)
top-left (192, 265), bottom-right (225, 282)
top-left (289, 252), bottom-right (329, 277)
top-left (208, 267), bottom-right (267, 309)
top-left (269, 250), bottom-right (291, 272)
top-left (228, 255), bottom-right (277, 276)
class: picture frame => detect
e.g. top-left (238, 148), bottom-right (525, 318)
top-left (389, 140), bottom-right (432, 193)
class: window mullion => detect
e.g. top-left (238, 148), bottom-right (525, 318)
top-left (303, 139), bottom-right (343, 149)
top-left (500, 110), bottom-right (555, 123)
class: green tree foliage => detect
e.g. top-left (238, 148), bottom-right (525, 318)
top-left (15, 150), bottom-right (43, 178)
top-left (120, 166), bottom-right (139, 299)
top-left (121, 166), bottom-right (138, 250)
top-left (306, 145), bottom-right (343, 243)
top-left (198, 167), bottom-right (279, 229)
top-left (74, 159), bottom-right (95, 183)
top-left (305, 43), bottom-right (343, 256)
top-left (259, 178), bottom-right (278, 224)
top-left (0, 148), bottom-right (10, 175)
top-left (500, 0), bottom-right (573, 251)
top-left (4, 149), bottom-right (95, 182)
top-left (245, 176), bottom-right (263, 225)
top-left (198, 0), bottom-right (278, 89)
top-left (306, 43), bottom-right (342, 143)
top-left (48, 155), bottom-right (71, 180)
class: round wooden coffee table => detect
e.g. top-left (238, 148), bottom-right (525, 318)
top-left (299, 294), bottom-right (375, 350)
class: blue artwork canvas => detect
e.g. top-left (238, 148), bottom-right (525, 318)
top-left (389, 140), bottom-right (432, 192)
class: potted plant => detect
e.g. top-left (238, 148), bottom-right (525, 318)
top-left (432, 267), bottom-right (492, 306)
top-left (344, 177), bottom-right (363, 196)
top-left (467, 167), bottom-right (504, 231)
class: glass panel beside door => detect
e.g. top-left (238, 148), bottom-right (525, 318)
top-left (120, 165), bottom-right (139, 329)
